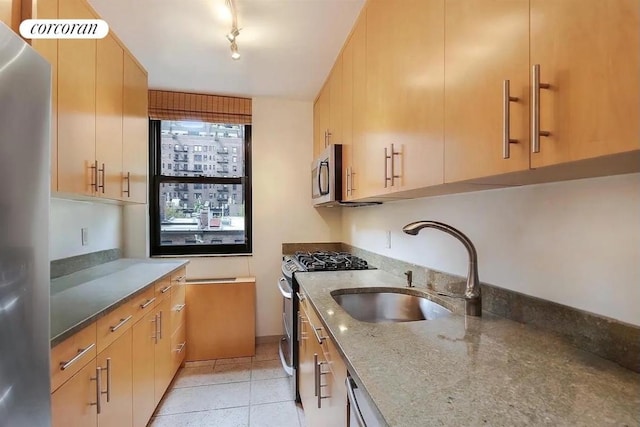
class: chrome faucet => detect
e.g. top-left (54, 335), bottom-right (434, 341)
top-left (402, 221), bottom-right (482, 316)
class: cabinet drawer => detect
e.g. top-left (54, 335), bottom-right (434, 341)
top-left (51, 322), bottom-right (97, 393)
top-left (170, 285), bottom-right (186, 334)
top-left (170, 323), bottom-right (186, 376)
top-left (171, 268), bottom-right (186, 286)
top-left (155, 275), bottom-right (172, 300)
top-left (130, 286), bottom-right (156, 323)
top-left (96, 302), bottom-right (135, 353)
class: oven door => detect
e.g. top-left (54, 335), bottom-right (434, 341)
top-left (277, 277), bottom-right (294, 376)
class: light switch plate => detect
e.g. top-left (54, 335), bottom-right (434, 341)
top-left (81, 227), bottom-right (88, 246)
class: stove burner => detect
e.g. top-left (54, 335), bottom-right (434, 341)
top-left (294, 251), bottom-right (369, 272)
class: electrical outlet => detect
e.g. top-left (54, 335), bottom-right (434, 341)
top-left (81, 228), bottom-right (88, 246)
top-left (385, 230), bottom-right (391, 249)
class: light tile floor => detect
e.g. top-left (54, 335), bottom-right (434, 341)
top-left (150, 342), bottom-right (306, 427)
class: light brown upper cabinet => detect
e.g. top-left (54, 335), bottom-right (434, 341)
top-left (96, 34), bottom-right (124, 201)
top-left (444, 0), bottom-right (530, 183)
top-left (57, 0), bottom-right (97, 196)
top-left (363, 0), bottom-right (445, 198)
top-left (313, 82), bottom-right (331, 157)
top-left (445, 0), bottom-right (639, 184)
top-left (342, 6), bottom-right (366, 202)
top-left (122, 54), bottom-right (149, 203)
top-left (530, 0), bottom-right (639, 168)
top-left (328, 56), bottom-right (343, 146)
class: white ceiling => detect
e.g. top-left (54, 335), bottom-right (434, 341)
top-left (88, 0), bottom-right (365, 101)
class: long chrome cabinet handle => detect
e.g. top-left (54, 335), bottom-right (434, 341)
top-left (345, 377), bottom-right (366, 427)
top-left (175, 303), bottom-right (186, 312)
top-left (298, 312), bottom-right (308, 342)
top-left (90, 160), bottom-right (98, 192)
top-left (296, 292), bottom-right (306, 302)
top-left (314, 353), bottom-right (319, 397)
top-left (173, 275), bottom-right (186, 283)
top-left (91, 366), bottom-right (102, 414)
top-left (346, 166), bottom-right (351, 196)
top-left (161, 285), bottom-right (172, 294)
top-left (316, 360), bottom-right (329, 409)
top-left (100, 358), bottom-right (111, 403)
top-left (60, 343), bottom-right (96, 371)
top-left (176, 342), bottom-right (186, 353)
top-left (98, 163), bottom-right (105, 193)
top-left (140, 297), bottom-right (156, 309)
top-left (390, 143), bottom-right (400, 186)
top-left (384, 147), bottom-right (390, 188)
top-left (158, 310), bottom-right (163, 339)
top-left (312, 326), bottom-right (326, 345)
top-left (122, 172), bottom-right (131, 197)
top-left (110, 315), bottom-right (133, 333)
top-left (531, 64), bottom-right (551, 153)
top-left (502, 80), bottom-right (519, 159)
top-left (350, 170), bottom-right (356, 192)
top-left (151, 314), bottom-right (158, 344)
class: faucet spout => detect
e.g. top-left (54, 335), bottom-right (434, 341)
top-left (402, 221), bottom-right (481, 316)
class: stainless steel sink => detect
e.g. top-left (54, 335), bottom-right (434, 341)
top-left (331, 289), bottom-right (451, 323)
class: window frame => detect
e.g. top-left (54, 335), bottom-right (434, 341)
top-left (149, 120), bottom-right (253, 256)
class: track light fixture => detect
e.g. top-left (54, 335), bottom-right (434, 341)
top-left (230, 41), bottom-right (240, 60)
top-left (225, 0), bottom-right (241, 60)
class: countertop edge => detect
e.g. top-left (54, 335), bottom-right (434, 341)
top-left (50, 260), bottom-right (189, 347)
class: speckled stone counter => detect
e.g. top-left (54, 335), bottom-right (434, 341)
top-left (295, 269), bottom-right (640, 426)
top-left (50, 258), bottom-right (188, 346)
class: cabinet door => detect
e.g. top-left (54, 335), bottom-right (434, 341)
top-left (329, 56), bottom-right (343, 145)
top-left (444, 0), bottom-right (530, 183)
top-left (342, 41), bottom-right (353, 201)
top-left (132, 311), bottom-right (157, 427)
top-left (365, 0), bottom-right (445, 195)
top-left (30, 0), bottom-right (58, 192)
top-left (52, 358), bottom-right (98, 427)
top-left (154, 297), bottom-right (172, 404)
top-left (97, 329), bottom-right (133, 427)
top-left (530, 0), bottom-right (640, 168)
top-left (349, 8), bottom-right (367, 200)
top-left (298, 307), bottom-right (320, 424)
top-left (57, 0), bottom-right (96, 196)
top-left (96, 34), bottom-right (124, 201)
top-left (314, 83), bottom-right (330, 157)
top-left (122, 53), bottom-right (149, 203)
top-left (185, 281), bottom-right (255, 361)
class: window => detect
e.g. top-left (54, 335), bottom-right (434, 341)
top-left (150, 120), bottom-right (252, 255)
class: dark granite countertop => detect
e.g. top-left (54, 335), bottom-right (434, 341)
top-left (296, 269), bottom-right (640, 427)
top-left (50, 258), bottom-right (188, 346)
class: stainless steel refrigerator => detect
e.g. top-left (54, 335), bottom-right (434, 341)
top-left (0, 22), bottom-right (52, 426)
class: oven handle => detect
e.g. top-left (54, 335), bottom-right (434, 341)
top-left (278, 337), bottom-right (294, 376)
top-left (346, 376), bottom-right (367, 427)
top-left (278, 277), bottom-right (292, 300)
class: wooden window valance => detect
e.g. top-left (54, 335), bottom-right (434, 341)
top-left (148, 90), bottom-right (252, 124)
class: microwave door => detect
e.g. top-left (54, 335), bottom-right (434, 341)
top-left (318, 161), bottom-right (330, 195)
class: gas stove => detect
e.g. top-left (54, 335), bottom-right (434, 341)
top-left (282, 251), bottom-right (372, 280)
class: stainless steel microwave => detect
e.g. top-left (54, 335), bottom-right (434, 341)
top-left (312, 144), bottom-right (342, 207)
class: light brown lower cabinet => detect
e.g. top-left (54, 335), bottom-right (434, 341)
top-left (97, 329), bottom-right (133, 427)
top-left (132, 309), bottom-right (157, 427)
top-left (299, 303), bottom-right (347, 427)
top-left (185, 278), bottom-right (256, 361)
top-left (154, 295), bottom-right (173, 404)
top-left (52, 358), bottom-right (98, 427)
top-left (52, 272), bottom-right (188, 427)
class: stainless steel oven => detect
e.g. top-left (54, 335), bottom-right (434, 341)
top-left (279, 252), bottom-right (374, 402)
top-left (311, 144), bottom-right (342, 207)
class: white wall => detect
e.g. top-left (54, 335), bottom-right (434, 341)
top-left (50, 198), bottom-right (123, 260)
top-left (342, 173), bottom-right (640, 326)
top-left (186, 97), bottom-right (341, 337)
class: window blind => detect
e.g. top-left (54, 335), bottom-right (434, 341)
top-left (148, 90), bottom-right (252, 124)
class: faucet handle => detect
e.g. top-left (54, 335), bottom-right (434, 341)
top-left (404, 270), bottom-right (413, 287)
